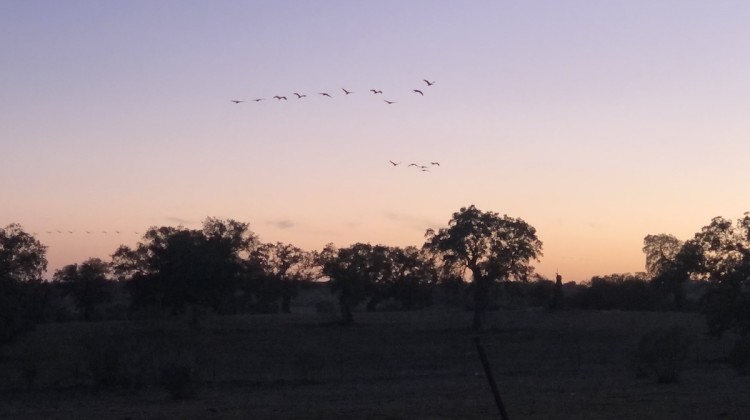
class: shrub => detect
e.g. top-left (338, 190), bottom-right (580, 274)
top-left (634, 326), bottom-right (691, 383)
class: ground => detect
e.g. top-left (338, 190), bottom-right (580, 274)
top-left (1, 306), bottom-right (748, 419)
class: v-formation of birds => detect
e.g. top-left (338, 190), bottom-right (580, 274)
top-left (230, 79), bottom-right (436, 105)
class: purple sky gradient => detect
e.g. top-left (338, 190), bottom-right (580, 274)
top-left (2, 1), bottom-right (750, 281)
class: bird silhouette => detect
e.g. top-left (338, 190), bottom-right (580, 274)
top-left (384, 100), bottom-right (397, 104)
top-left (273, 96), bottom-right (287, 100)
top-left (408, 163), bottom-right (418, 167)
top-left (293, 93), bottom-right (306, 98)
top-left (230, 100), bottom-right (244, 104)
top-left (423, 79), bottom-right (435, 86)
top-left (370, 89), bottom-right (383, 94)
top-left (430, 162), bottom-right (440, 166)
top-left (85, 231), bottom-right (91, 234)
top-left (68, 231), bottom-right (73, 234)
top-left (413, 89), bottom-right (424, 96)
top-left (319, 92), bottom-right (332, 97)
top-left (421, 168), bottom-right (430, 172)
top-left (252, 98), bottom-right (264, 102)
top-left (342, 88), bottom-right (353, 95)
top-left (389, 160), bottom-right (400, 166)
top-left (115, 230), bottom-right (120, 234)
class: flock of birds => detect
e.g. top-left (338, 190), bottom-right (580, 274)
top-left (33, 230), bottom-right (141, 236)
top-left (230, 77), bottom-right (443, 173)
top-left (230, 79), bottom-right (436, 105)
top-left (389, 160), bottom-right (440, 173)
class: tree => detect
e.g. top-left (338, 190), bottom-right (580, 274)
top-left (681, 214), bottom-right (750, 336)
top-left (53, 258), bottom-right (112, 321)
top-left (643, 234), bottom-right (688, 309)
top-left (423, 205), bottom-right (543, 330)
top-left (111, 218), bottom-right (257, 314)
top-left (0, 224), bottom-right (48, 344)
top-left (384, 246), bottom-right (437, 310)
top-left (0, 223), bottom-right (47, 282)
top-left (320, 243), bottom-right (380, 324)
top-left (247, 242), bottom-right (310, 313)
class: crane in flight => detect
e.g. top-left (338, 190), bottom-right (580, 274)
top-left (319, 92), bottom-right (332, 98)
top-left (389, 160), bottom-right (400, 166)
top-left (273, 96), bottom-right (287, 100)
top-left (413, 89), bottom-right (424, 96)
top-left (384, 100), bottom-right (396, 104)
top-left (293, 93), bottom-right (306, 98)
top-left (423, 79), bottom-right (435, 86)
top-left (370, 89), bottom-right (383, 94)
top-left (342, 88), bottom-right (353, 95)
top-left (230, 100), bottom-right (244, 104)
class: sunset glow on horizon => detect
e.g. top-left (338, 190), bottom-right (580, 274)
top-left (3, 1), bottom-right (750, 282)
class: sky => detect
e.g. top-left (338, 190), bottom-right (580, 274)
top-left (2, 1), bottom-right (750, 282)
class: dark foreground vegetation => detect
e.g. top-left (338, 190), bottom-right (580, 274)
top-left (2, 207), bottom-right (750, 418)
top-left (1, 307), bottom-right (748, 419)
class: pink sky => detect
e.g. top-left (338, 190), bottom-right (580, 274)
top-left (2, 1), bottom-right (750, 282)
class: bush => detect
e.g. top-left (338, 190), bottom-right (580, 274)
top-left (634, 326), bottom-right (691, 383)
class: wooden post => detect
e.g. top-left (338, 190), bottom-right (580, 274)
top-left (474, 336), bottom-right (510, 420)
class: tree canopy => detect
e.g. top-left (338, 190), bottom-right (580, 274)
top-left (423, 205), bottom-right (543, 329)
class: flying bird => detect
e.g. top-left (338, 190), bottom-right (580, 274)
top-left (85, 231), bottom-right (91, 234)
top-left (430, 162), bottom-right (440, 166)
top-left (421, 168), bottom-right (430, 172)
top-left (423, 79), bottom-right (435, 86)
top-left (230, 100), bottom-right (244, 104)
top-left (319, 92), bottom-right (332, 97)
top-left (413, 89), bottom-right (424, 96)
top-left (384, 100), bottom-right (397, 104)
top-left (115, 230), bottom-right (120, 234)
top-left (389, 160), bottom-right (400, 166)
top-left (370, 89), bottom-right (383, 94)
top-left (408, 163), bottom-right (418, 167)
top-left (273, 96), bottom-right (287, 100)
top-left (342, 88), bottom-right (353, 95)
top-left (293, 93), bottom-right (306, 98)
top-left (252, 98), bottom-right (264, 102)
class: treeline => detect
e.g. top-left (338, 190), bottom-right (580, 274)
top-left (3, 208), bottom-right (750, 347)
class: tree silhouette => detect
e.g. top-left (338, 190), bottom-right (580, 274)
top-left (111, 218), bottom-right (257, 314)
top-left (423, 205), bottom-right (543, 330)
top-left (53, 258), bottom-right (111, 321)
top-left (643, 234), bottom-right (688, 309)
top-left (0, 224), bottom-right (48, 344)
top-left (319, 243), bottom-right (381, 324)
top-left (681, 214), bottom-right (750, 336)
top-left (247, 242), bottom-right (310, 313)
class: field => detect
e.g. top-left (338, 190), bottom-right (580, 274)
top-left (1, 305), bottom-right (748, 419)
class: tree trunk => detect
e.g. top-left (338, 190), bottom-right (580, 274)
top-left (472, 269), bottom-right (488, 331)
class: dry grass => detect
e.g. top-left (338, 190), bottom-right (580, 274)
top-left (0, 307), bottom-right (748, 419)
